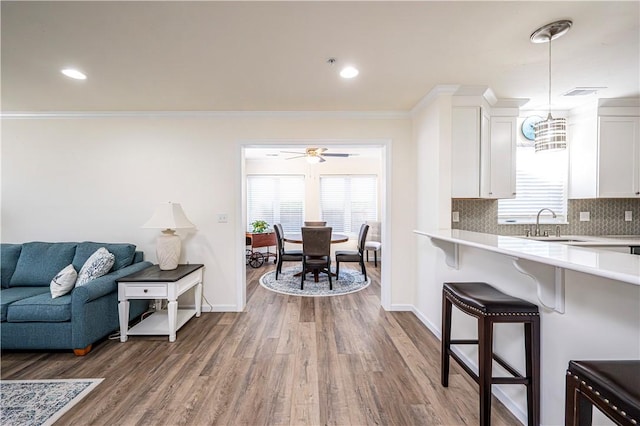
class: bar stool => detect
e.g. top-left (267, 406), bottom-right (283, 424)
top-left (565, 360), bottom-right (640, 426)
top-left (441, 282), bottom-right (541, 426)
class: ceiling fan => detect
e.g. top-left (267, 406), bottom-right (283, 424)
top-left (281, 147), bottom-right (354, 163)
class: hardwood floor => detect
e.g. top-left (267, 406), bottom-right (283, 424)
top-left (1, 263), bottom-right (520, 425)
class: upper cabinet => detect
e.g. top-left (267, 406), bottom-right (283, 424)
top-left (597, 116), bottom-right (640, 197)
top-left (568, 99), bottom-right (640, 198)
top-left (451, 88), bottom-right (521, 199)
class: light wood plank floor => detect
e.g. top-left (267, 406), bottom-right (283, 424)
top-left (1, 262), bottom-right (520, 425)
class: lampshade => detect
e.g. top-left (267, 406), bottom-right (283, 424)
top-left (142, 202), bottom-right (195, 230)
top-left (534, 114), bottom-right (567, 152)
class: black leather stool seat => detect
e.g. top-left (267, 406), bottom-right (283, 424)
top-left (442, 281), bottom-right (540, 426)
top-left (566, 360), bottom-right (640, 425)
top-left (443, 282), bottom-right (539, 315)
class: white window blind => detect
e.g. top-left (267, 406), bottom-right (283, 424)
top-left (498, 146), bottom-right (568, 223)
top-left (320, 175), bottom-right (377, 235)
top-left (247, 175), bottom-right (304, 233)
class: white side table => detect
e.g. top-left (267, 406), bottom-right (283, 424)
top-left (117, 264), bottom-right (204, 342)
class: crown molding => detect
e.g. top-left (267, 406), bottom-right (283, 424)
top-left (411, 85), bottom-right (460, 115)
top-left (0, 110), bottom-right (410, 120)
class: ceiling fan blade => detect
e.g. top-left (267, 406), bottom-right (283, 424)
top-left (318, 156), bottom-right (327, 163)
top-left (280, 150), bottom-right (306, 155)
top-left (322, 153), bottom-right (351, 157)
top-left (285, 155), bottom-right (306, 160)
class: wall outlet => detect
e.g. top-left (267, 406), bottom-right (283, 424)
top-left (579, 211), bottom-right (590, 221)
top-left (217, 213), bottom-right (228, 223)
top-left (625, 211), bottom-right (633, 221)
top-left (452, 211), bottom-right (460, 222)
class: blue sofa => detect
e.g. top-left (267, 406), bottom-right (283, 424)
top-left (1, 241), bottom-right (152, 355)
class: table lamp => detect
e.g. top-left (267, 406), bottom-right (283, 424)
top-left (142, 202), bottom-right (195, 270)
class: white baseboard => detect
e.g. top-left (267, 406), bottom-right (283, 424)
top-left (183, 304), bottom-right (241, 312)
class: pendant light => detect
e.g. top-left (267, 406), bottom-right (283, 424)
top-left (530, 20), bottom-right (572, 152)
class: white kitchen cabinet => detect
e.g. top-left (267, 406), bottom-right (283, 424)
top-left (597, 116), bottom-right (640, 198)
top-left (451, 106), bottom-right (516, 198)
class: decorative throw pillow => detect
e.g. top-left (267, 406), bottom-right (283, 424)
top-left (76, 247), bottom-right (115, 287)
top-left (50, 264), bottom-right (78, 298)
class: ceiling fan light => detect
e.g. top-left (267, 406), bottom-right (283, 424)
top-left (306, 155), bottom-right (322, 164)
top-left (534, 114), bottom-right (567, 152)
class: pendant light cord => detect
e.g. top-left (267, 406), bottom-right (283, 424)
top-left (547, 35), bottom-right (552, 118)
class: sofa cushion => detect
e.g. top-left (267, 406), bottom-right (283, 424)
top-left (50, 264), bottom-right (78, 298)
top-left (9, 242), bottom-right (77, 287)
top-left (1, 244), bottom-right (22, 289)
top-left (6, 292), bottom-right (72, 322)
top-left (76, 248), bottom-right (115, 286)
top-left (73, 242), bottom-right (136, 272)
top-left (1, 287), bottom-right (51, 321)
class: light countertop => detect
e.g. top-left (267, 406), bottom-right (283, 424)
top-left (414, 229), bottom-right (640, 286)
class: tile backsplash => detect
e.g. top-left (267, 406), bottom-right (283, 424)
top-left (451, 198), bottom-right (640, 236)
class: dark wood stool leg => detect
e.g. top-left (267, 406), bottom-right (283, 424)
top-left (478, 316), bottom-right (493, 426)
top-left (441, 292), bottom-right (453, 387)
top-left (525, 318), bottom-right (541, 426)
top-left (566, 373), bottom-right (594, 426)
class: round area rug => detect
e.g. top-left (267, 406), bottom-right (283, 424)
top-left (260, 267), bottom-right (370, 297)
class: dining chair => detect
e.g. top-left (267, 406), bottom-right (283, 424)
top-left (301, 226), bottom-right (333, 289)
top-left (364, 220), bottom-right (382, 267)
top-left (304, 221), bottom-right (327, 226)
top-left (335, 223), bottom-right (369, 281)
top-left (273, 223), bottom-right (303, 280)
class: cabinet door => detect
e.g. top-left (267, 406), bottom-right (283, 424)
top-left (597, 116), bottom-right (640, 197)
top-left (481, 116), bottom-right (517, 198)
top-left (451, 107), bottom-right (481, 197)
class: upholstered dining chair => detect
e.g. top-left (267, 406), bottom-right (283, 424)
top-left (304, 221), bottom-right (327, 226)
top-left (335, 223), bottom-right (369, 281)
top-left (301, 226), bottom-right (333, 290)
top-left (364, 220), bottom-right (381, 267)
top-left (273, 223), bottom-right (303, 280)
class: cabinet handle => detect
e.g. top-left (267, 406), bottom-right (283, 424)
top-left (636, 192), bottom-right (640, 195)
top-left (143, 289), bottom-right (148, 293)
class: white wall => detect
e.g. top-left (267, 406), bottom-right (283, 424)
top-left (1, 113), bottom-right (415, 311)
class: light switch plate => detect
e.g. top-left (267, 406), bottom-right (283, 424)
top-left (579, 211), bottom-right (590, 221)
top-left (217, 213), bottom-right (228, 223)
top-left (625, 211), bottom-right (633, 221)
top-left (452, 211), bottom-right (460, 222)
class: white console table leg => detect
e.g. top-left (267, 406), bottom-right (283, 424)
top-left (118, 300), bottom-right (130, 342)
top-left (195, 282), bottom-right (202, 317)
top-left (167, 300), bottom-right (178, 342)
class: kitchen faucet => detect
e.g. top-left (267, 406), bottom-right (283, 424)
top-left (535, 208), bottom-right (557, 236)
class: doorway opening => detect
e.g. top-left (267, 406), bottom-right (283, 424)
top-left (236, 140), bottom-right (391, 311)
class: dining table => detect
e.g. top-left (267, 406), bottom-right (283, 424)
top-left (283, 232), bottom-right (349, 245)
top-left (283, 232), bottom-right (349, 282)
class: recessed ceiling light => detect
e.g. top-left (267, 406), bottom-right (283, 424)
top-left (340, 66), bottom-right (359, 79)
top-left (61, 69), bottom-right (87, 80)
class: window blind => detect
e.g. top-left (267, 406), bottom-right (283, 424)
top-left (498, 146), bottom-right (567, 223)
top-left (320, 175), bottom-right (377, 235)
top-left (247, 175), bottom-right (304, 233)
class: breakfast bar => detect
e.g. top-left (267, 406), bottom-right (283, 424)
top-left (414, 229), bottom-right (640, 425)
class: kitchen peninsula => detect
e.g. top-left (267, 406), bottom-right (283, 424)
top-left (414, 229), bottom-right (640, 425)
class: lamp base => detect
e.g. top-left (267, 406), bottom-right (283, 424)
top-left (156, 230), bottom-right (181, 270)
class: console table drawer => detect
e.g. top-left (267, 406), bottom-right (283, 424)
top-left (124, 285), bottom-right (167, 298)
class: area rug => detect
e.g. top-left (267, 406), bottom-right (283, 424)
top-left (260, 267), bottom-right (370, 297)
top-left (0, 378), bottom-right (103, 426)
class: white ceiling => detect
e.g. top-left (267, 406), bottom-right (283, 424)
top-left (2, 1), bottom-right (638, 112)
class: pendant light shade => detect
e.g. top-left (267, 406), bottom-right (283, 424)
top-left (534, 114), bottom-right (567, 152)
top-left (530, 20), bottom-right (572, 152)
